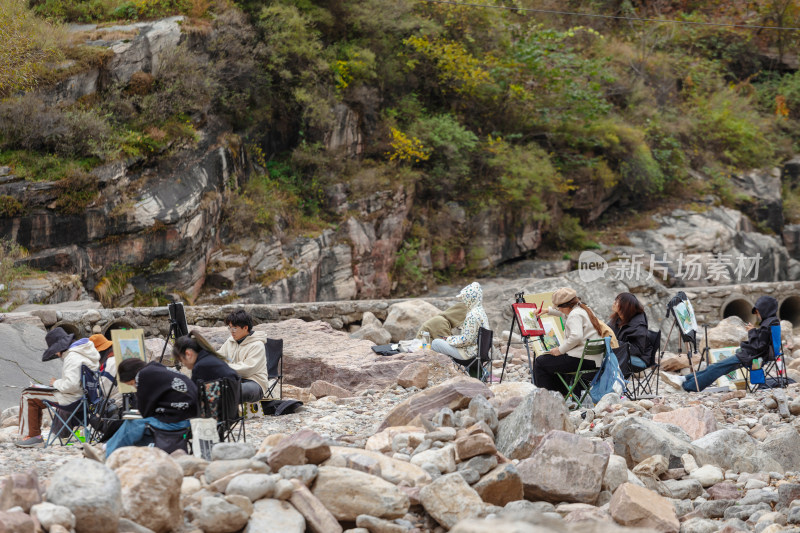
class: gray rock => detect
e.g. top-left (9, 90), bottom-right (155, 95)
top-left (204, 459), bottom-right (269, 483)
top-left (517, 430), bottom-right (609, 504)
top-left (612, 416), bottom-right (711, 469)
top-left (693, 499), bottom-right (735, 519)
top-left (723, 502), bottom-right (772, 521)
top-left (778, 483), bottom-right (800, 509)
top-left (355, 515), bottom-right (409, 533)
top-left (30, 502), bottom-right (76, 531)
top-left (459, 454), bottom-right (498, 476)
top-left (738, 489), bottom-right (778, 506)
top-left (279, 465), bottom-right (319, 487)
top-left (458, 468), bottom-right (480, 485)
top-left (601, 455), bottom-right (628, 493)
top-left (662, 479), bottom-right (704, 500)
top-left (468, 395), bottom-right (499, 433)
top-left (212, 442), bottom-right (257, 461)
top-left (693, 429), bottom-right (782, 473)
top-left (496, 389), bottom-right (572, 460)
top-left (225, 474), bottom-right (276, 502)
top-left (671, 499), bottom-right (694, 518)
top-left (761, 426), bottom-right (800, 472)
top-left (419, 473), bottom-right (484, 529)
top-left (192, 496), bottom-right (250, 533)
top-left (46, 459), bottom-right (121, 533)
top-left (680, 517), bottom-right (720, 533)
top-left (245, 499), bottom-right (305, 533)
top-left (0, 323), bottom-right (51, 408)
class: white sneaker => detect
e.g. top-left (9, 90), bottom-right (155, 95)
top-left (662, 372), bottom-right (686, 390)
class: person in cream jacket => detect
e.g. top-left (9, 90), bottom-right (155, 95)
top-left (218, 309), bottom-right (270, 403)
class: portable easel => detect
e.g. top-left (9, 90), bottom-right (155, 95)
top-left (664, 292), bottom-right (703, 391)
top-left (500, 292), bottom-right (545, 384)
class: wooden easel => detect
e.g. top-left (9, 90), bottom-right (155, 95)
top-left (500, 292), bottom-right (545, 384)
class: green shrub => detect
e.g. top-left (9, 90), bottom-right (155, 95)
top-left (545, 214), bottom-right (595, 251)
top-left (407, 113), bottom-right (478, 185)
top-left (0, 195), bottom-right (24, 217)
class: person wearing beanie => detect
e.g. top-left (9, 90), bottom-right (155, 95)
top-left (15, 327), bottom-right (100, 448)
top-left (532, 288), bottom-right (617, 394)
top-left (663, 295), bottom-right (781, 392)
top-left (102, 358), bottom-right (197, 458)
top-left (431, 282), bottom-right (491, 365)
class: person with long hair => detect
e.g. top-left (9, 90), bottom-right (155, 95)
top-left (607, 292), bottom-right (649, 377)
top-left (172, 331), bottom-right (240, 390)
top-left (533, 288), bottom-right (617, 394)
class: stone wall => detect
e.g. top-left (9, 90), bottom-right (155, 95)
top-left (8, 280), bottom-right (800, 340)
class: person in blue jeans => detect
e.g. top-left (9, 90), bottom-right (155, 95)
top-left (665, 296), bottom-right (780, 392)
top-left (103, 358), bottom-right (198, 458)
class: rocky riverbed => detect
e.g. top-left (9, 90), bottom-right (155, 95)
top-left (3, 350), bottom-right (800, 533)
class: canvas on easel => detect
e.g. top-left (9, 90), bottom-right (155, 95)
top-left (524, 291), bottom-right (565, 331)
top-left (532, 315), bottom-right (566, 356)
top-left (112, 329), bottom-right (147, 394)
top-left (512, 303), bottom-right (545, 337)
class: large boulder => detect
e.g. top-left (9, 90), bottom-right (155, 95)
top-left (383, 300), bottom-right (442, 342)
top-left (0, 470), bottom-right (42, 512)
top-left (516, 431), bottom-right (610, 505)
top-left (0, 321), bottom-right (51, 409)
top-left (310, 466), bottom-right (409, 521)
top-left (378, 377), bottom-right (492, 431)
top-left (700, 317), bottom-right (748, 349)
top-left (194, 321), bottom-right (452, 394)
top-left (611, 417), bottom-right (713, 469)
top-left (730, 168), bottom-right (783, 234)
top-left (106, 447), bottom-right (183, 533)
top-left (495, 389), bottom-right (572, 460)
top-left (692, 428), bottom-right (784, 473)
top-left (46, 459), bottom-right (121, 533)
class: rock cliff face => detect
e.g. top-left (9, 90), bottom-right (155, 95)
top-left (2, 15), bottom-right (800, 311)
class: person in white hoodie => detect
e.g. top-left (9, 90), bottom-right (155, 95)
top-left (218, 310), bottom-right (269, 403)
top-left (16, 327), bottom-right (100, 448)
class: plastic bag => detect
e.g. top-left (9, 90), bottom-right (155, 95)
top-left (589, 337), bottom-right (628, 404)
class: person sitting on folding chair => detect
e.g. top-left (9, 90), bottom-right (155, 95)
top-left (173, 332), bottom-right (241, 391)
top-left (430, 283), bottom-right (490, 373)
top-left (102, 358), bottom-right (198, 458)
top-left (218, 310), bottom-right (269, 403)
top-left (15, 327), bottom-right (100, 448)
top-left (89, 334), bottom-right (119, 400)
top-left (417, 302), bottom-right (468, 342)
top-left (666, 296), bottom-right (780, 393)
top-left (533, 288), bottom-right (617, 394)
top-left (607, 293), bottom-right (649, 378)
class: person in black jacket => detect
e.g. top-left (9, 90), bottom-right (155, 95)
top-left (667, 296), bottom-right (780, 392)
top-left (172, 332), bottom-right (241, 389)
top-left (103, 358), bottom-right (198, 458)
top-left (607, 293), bottom-right (649, 377)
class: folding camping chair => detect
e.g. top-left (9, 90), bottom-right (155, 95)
top-left (263, 338), bottom-right (283, 400)
top-left (450, 327), bottom-right (494, 382)
top-left (198, 376), bottom-right (246, 442)
top-left (626, 329), bottom-right (662, 400)
top-left (44, 365), bottom-right (105, 447)
top-left (748, 324), bottom-right (789, 391)
top-left (555, 338), bottom-right (606, 409)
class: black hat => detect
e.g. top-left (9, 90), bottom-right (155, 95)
top-left (42, 327), bottom-right (75, 362)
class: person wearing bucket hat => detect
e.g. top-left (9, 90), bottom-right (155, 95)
top-left (15, 327), bottom-right (101, 448)
top-left (532, 288), bottom-right (617, 394)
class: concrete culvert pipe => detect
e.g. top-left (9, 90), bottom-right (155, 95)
top-left (51, 322), bottom-right (83, 339)
top-left (722, 299), bottom-right (754, 323)
top-left (102, 319), bottom-right (139, 337)
top-left (779, 296), bottom-right (800, 327)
